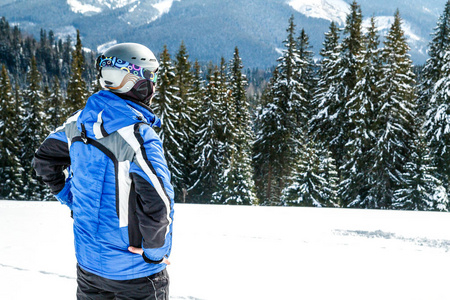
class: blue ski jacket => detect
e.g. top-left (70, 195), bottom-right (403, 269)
top-left (34, 90), bottom-right (174, 280)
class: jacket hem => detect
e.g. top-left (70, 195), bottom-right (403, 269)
top-left (77, 263), bottom-right (166, 281)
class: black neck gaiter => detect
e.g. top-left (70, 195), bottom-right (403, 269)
top-left (120, 79), bottom-right (154, 106)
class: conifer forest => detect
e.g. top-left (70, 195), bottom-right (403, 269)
top-left (2, 1), bottom-right (450, 211)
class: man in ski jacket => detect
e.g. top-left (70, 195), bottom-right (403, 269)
top-left (33, 43), bottom-right (174, 300)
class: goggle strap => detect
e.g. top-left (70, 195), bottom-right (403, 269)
top-left (96, 55), bottom-right (157, 83)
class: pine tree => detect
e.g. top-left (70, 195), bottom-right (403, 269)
top-left (423, 1), bottom-right (450, 199)
top-left (61, 35), bottom-right (72, 78)
top-left (253, 68), bottom-right (283, 205)
top-left (393, 132), bottom-right (448, 211)
top-left (190, 60), bottom-right (205, 127)
top-left (271, 15), bottom-right (307, 192)
top-left (282, 141), bottom-right (338, 207)
top-left (424, 50), bottom-right (450, 199)
top-left (370, 10), bottom-right (418, 208)
top-left (216, 48), bottom-right (257, 205)
top-left (296, 28), bottom-right (316, 119)
top-left (211, 58), bottom-right (238, 204)
top-left (0, 65), bottom-right (24, 199)
top-left (191, 65), bottom-right (222, 203)
top-left (341, 16), bottom-right (382, 208)
top-left (319, 148), bottom-right (340, 206)
top-left (153, 45), bottom-right (181, 195)
top-left (65, 30), bottom-right (88, 118)
top-left (212, 58), bottom-right (233, 204)
top-left (309, 22), bottom-right (345, 175)
top-left (253, 16), bottom-right (308, 205)
top-left (186, 60), bottom-right (206, 202)
top-left (46, 77), bottom-right (64, 131)
top-left (341, 1), bottom-right (364, 88)
top-left (20, 56), bottom-right (48, 200)
top-left (312, 2), bottom-right (364, 178)
top-left (418, 0), bottom-right (450, 120)
top-left (217, 57), bottom-right (236, 159)
top-left (172, 41), bottom-right (195, 202)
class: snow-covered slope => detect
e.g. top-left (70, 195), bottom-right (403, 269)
top-left (287, 0), bottom-right (350, 25)
top-left (67, 0), bottom-right (180, 23)
top-left (362, 16), bottom-right (425, 54)
top-left (362, 16), bottom-right (423, 41)
top-left (151, 0), bottom-right (181, 19)
top-left (68, 0), bottom-right (141, 12)
top-left (119, 0), bottom-right (181, 26)
top-left (67, 0), bottom-right (138, 14)
top-left (67, 0), bottom-right (102, 14)
top-left (1, 201), bottom-right (449, 300)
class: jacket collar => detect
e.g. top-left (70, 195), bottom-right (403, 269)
top-left (77, 90), bottom-right (161, 140)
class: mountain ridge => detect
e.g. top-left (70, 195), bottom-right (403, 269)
top-left (1, 0), bottom-right (447, 67)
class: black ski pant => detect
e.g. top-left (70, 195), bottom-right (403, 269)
top-left (76, 264), bottom-right (169, 300)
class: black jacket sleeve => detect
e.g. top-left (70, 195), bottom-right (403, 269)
top-left (33, 136), bottom-right (71, 195)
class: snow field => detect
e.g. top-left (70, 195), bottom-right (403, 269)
top-left (0, 201), bottom-right (449, 299)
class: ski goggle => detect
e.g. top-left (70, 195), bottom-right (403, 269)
top-left (96, 55), bottom-right (158, 83)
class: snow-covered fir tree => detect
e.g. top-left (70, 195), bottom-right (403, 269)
top-left (190, 60), bottom-right (205, 128)
top-left (282, 141), bottom-right (339, 207)
top-left (153, 45), bottom-right (182, 192)
top-left (20, 56), bottom-right (48, 200)
top-left (312, 2), bottom-right (364, 179)
top-left (172, 41), bottom-right (195, 202)
top-left (295, 28), bottom-right (316, 133)
top-left (191, 65), bottom-right (223, 203)
top-left (393, 131), bottom-right (448, 211)
top-left (0, 65), bottom-right (24, 199)
top-left (370, 10), bottom-right (418, 209)
top-left (319, 148), bottom-right (340, 206)
top-left (154, 45), bottom-right (178, 142)
top-left (45, 77), bottom-right (64, 131)
top-left (186, 60), bottom-right (206, 201)
top-left (230, 48), bottom-right (252, 148)
top-left (253, 69), bottom-right (283, 205)
top-left (65, 30), bottom-right (88, 117)
top-left (271, 15), bottom-right (307, 189)
top-left (341, 1), bottom-right (364, 90)
top-left (309, 22), bottom-right (345, 176)
top-left (219, 57), bottom-right (236, 158)
top-left (418, 0), bottom-right (450, 120)
top-left (254, 16), bottom-right (308, 205)
top-left (341, 16), bottom-right (382, 208)
top-left (42, 84), bottom-right (51, 104)
top-left (424, 50), bottom-right (450, 199)
top-left (212, 58), bottom-right (237, 203)
top-left (215, 48), bottom-right (256, 205)
top-left (423, 1), bottom-right (450, 200)
top-left (297, 28), bottom-right (316, 105)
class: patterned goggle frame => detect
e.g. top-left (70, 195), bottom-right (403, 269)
top-left (96, 55), bottom-right (158, 83)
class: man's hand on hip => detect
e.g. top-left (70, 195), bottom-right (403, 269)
top-left (128, 246), bottom-right (171, 265)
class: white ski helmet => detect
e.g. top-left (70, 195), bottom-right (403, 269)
top-left (97, 43), bottom-right (159, 94)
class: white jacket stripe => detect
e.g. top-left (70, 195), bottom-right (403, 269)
top-left (93, 110), bottom-right (105, 140)
top-left (117, 125), bottom-right (172, 235)
top-left (118, 160), bottom-right (132, 227)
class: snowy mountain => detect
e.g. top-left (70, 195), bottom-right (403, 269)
top-left (66, 0), bottom-right (181, 25)
top-left (362, 16), bottom-right (426, 55)
top-left (67, 0), bottom-right (139, 13)
top-left (1, 200), bottom-right (449, 299)
top-left (288, 0), bottom-right (350, 25)
top-left (0, 0), bottom-right (447, 67)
